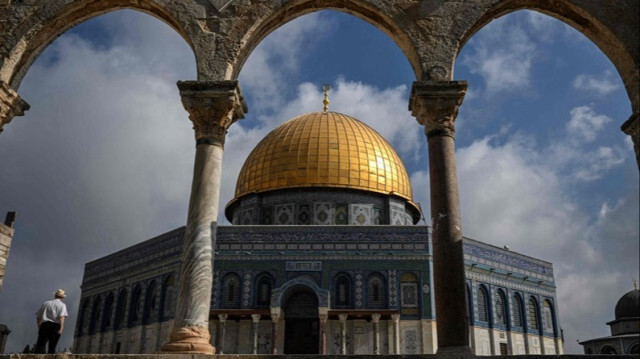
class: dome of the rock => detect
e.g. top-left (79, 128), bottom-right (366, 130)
top-left (225, 111), bottom-right (420, 224)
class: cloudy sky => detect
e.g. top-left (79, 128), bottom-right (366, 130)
top-left (0, 9), bottom-right (637, 354)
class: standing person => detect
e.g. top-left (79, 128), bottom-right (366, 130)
top-left (34, 289), bottom-right (68, 354)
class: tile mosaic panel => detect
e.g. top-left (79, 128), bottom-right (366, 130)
top-left (350, 204), bottom-right (373, 225)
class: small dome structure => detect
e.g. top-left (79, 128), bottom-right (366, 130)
top-left (615, 288), bottom-right (640, 320)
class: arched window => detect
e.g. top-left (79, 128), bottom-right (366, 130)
top-left (78, 298), bottom-right (90, 336)
top-left (477, 286), bottom-right (489, 323)
top-left (114, 289), bottom-right (127, 329)
top-left (89, 296), bottom-right (102, 334)
top-left (143, 281), bottom-right (157, 324)
top-left (367, 273), bottom-right (386, 308)
top-left (495, 290), bottom-right (508, 327)
top-left (222, 273), bottom-right (241, 308)
top-left (543, 300), bottom-right (556, 334)
top-left (513, 293), bottom-right (524, 328)
top-left (628, 344), bottom-right (639, 354)
top-left (400, 272), bottom-right (419, 309)
top-left (255, 273), bottom-right (273, 307)
top-left (334, 273), bottom-right (352, 308)
top-left (600, 345), bottom-right (617, 354)
top-left (161, 275), bottom-right (176, 319)
top-left (528, 297), bottom-right (539, 331)
top-left (102, 292), bottom-right (115, 330)
top-left (129, 285), bottom-right (142, 325)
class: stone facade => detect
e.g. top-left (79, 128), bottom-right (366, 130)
top-left (73, 226), bottom-right (562, 355)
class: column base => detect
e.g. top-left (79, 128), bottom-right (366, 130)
top-left (161, 326), bottom-right (215, 354)
top-left (436, 345), bottom-right (475, 358)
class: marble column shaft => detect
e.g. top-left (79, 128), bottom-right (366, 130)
top-left (391, 313), bottom-right (400, 354)
top-left (270, 314), bottom-right (279, 354)
top-left (217, 314), bottom-right (227, 355)
top-left (372, 313), bottom-right (381, 355)
top-left (251, 314), bottom-right (261, 354)
top-left (319, 314), bottom-right (328, 354)
top-left (161, 81), bottom-right (246, 354)
top-left (409, 81), bottom-right (471, 353)
top-left (339, 314), bottom-right (348, 354)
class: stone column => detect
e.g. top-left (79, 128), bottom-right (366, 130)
top-left (339, 314), bottom-right (348, 354)
top-left (161, 81), bottom-right (247, 354)
top-left (622, 112), bottom-right (639, 169)
top-left (217, 314), bottom-right (227, 355)
top-left (251, 314), bottom-right (261, 354)
top-left (0, 82), bottom-right (29, 133)
top-left (391, 313), bottom-right (400, 354)
top-left (371, 313), bottom-right (381, 355)
top-left (319, 313), bottom-right (328, 354)
top-left (409, 81), bottom-right (472, 355)
top-left (270, 312), bottom-right (280, 354)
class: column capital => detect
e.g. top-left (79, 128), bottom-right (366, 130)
top-left (251, 314), bottom-right (261, 323)
top-left (622, 112), bottom-right (640, 169)
top-left (409, 81), bottom-right (467, 138)
top-left (0, 82), bottom-right (30, 133)
top-left (391, 313), bottom-right (400, 322)
top-left (218, 313), bottom-right (228, 322)
top-left (319, 314), bottom-right (328, 324)
top-left (338, 314), bottom-right (348, 322)
top-left (371, 313), bottom-right (381, 323)
top-left (178, 80), bottom-right (248, 145)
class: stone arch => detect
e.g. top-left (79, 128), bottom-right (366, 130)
top-left (542, 299), bottom-right (558, 337)
top-left (77, 297), bottom-right (91, 336)
top-left (88, 294), bottom-right (103, 334)
top-left (1, 0), bottom-right (201, 90)
top-left (272, 277), bottom-right (329, 308)
top-left (102, 292), bottom-right (115, 330)
top-left (495, 288), bottom-right (508, 328)
top-left (222, 0), bottom-right (424, 81)
top-left (254, 272), bottom-right (274, 308)
top-left (453, 0), bottom-right (639, 113)
top-left (142, 280), bottom-right (157, 324)
top-left (600, 344), bottom-right (617, 354)
top-left (333, 272), bottom-right (353, 309)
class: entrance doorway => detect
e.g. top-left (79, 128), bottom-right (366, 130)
top-left (284, 290), bottom-right (319, 354)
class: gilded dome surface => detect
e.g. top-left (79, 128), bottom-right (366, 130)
top-left (233, 111), bottom-right (417, 208)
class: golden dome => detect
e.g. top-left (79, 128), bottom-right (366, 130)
top-left (231, 112), bottom-right (418, 211)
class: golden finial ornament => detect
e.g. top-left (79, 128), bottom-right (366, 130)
top-left (322, 84), bottom-right (330, 112)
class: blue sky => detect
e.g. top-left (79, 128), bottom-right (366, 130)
top-left (0, 9), bottom-right (637, 354)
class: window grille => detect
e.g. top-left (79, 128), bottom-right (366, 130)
top-left (529, 298), bottom-right (539, 330)
top-left (513, 294), bottom-right (523, 327)
top-left (477, 286), bottom-right (489, 322)
top-left (495, 291), bottom-right (507, 326)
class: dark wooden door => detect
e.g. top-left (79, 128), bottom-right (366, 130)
top-left (284, 318), bottom-right (319, 354)
top-left (283, 291), bottom-right (319, 354)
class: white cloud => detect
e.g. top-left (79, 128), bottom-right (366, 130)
top-left (239, 13), bottom-right (335, 113)
top-left (573, 70), bottom-right (621, 95)
top-left (462, 18), bottom-right (536, 94)
top-left (452, 131), bottom-right (637, 354)
top-left (566, 105), bottom-right (612, 142)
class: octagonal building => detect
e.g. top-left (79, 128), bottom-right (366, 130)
top-left (73, 109), bottom-right (563, 355)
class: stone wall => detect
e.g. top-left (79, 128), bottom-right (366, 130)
top-left (0, 212), bottom-right (16, 295)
